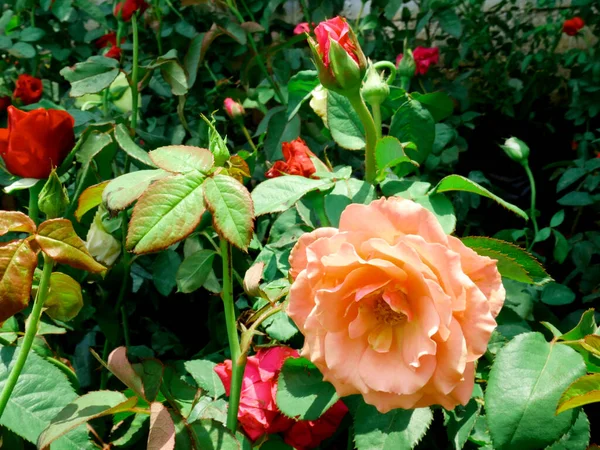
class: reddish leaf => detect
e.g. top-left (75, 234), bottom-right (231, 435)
top-left (108, 346), bottom-right (145, 399)
top-left (148, 403), bottom-right (176, 450)
top-left (35, 219), bottom-right (106, 273)
top-left (0, 211), bottom-right (36, 236)
top-left (0, 239), bottom-right (38, 322)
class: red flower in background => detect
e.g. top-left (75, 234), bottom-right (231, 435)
top-left (114, 0), bottom-right (148, 22)
top-left (0, 97), bottom-right (10, 114)
top-left (13, 74), bottom-right (43, 105)
top-left (265, 138), bottom-right (316, 179)
top-left (0, 106), bottom-right (75, 178)
top-left (294, 22), bottom-right (312, 35)
top-left (314, 17), bottom-right (359, 67)
top-left (396, 46), bottom-right (439, 75)
top-left (214, 346), bottom-right (348, 449)
top-left (224, 98), bottom-right (245, 121)
top-left (96, 32), bottom-right (124, 60)
top-left (563, 17), bottom-right (585, 36)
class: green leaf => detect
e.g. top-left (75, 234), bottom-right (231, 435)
top-left (44, 272), bottom-right (83, 321)
top-left (76, 131), bottom-right (113, 168)
top-left (74, 0), bottom-right (107, 26)
top-left (252, 176), bottom-right (334, 216)
top-left (190, 419), bottom-right (243, 450)
top-left (114, 124), bottom-right (156, 169)
top-left (0, 345), bottom-right (94, 449)
top-left (265, 110), bottom-right (301, 161)
top-left (19, 26), bottom-right (45, 42)
top-left (327, 90), bottom-right (365, 150)
top-left (262, 311), bottom-right (298, 342)
top-left (146, 52), bottom-right (189, 96)
top-left (103, 169), bottom-right (169, 211)
top-left (203, 174), bottom-right (254, 251)
top-left (184, 359), bottom-right (226, 399)
top-left (35, 219), bottom-right (106, 273)
top-left (75, 181), bottom-right (109, 222)
top-left (556, 374), bottom-right (600, 414)
top-left (557, 168), bottom-right (587, 192)
top-left (8, 41), bottom-right (35, 58)
top-left (557, 191), bottom-right (595, 206)
top-left (38, 391), bottom-right (136, 448)
top-left (550, 210), bottom-right (565, 228)
top-left (0, 239), bottom-right (37, 323)
top-left (389, 97), bottom-right (435, 163)
top-left (416, 194), bottom-right (456, 235)
top-left (485, 332), bottom-right (587, 450)
top-left (149, 145), bottom-right (214, 174)
top-left (541, 283), bottom-right (576, 306)
top-left (60, 56), bottom-right (120, 97)
top-left (375, 136), bottom-right (413, 172)
top-left (276, 357), bottom-right (338, 421)
top-left (559, 309), bottom-right (598, 341)
top-left (461, 237), bottom-right (551, 285)
top-left (152, 250), bottom-right (181, 296)
top-left (176, 250), bottom-right (216, 294)
top-left (431, 175), bottom-right (528, 220)
top-left (127, 172), bottom-right (206, 254)
top-left (412, 91), bottom-right (454, 122)
top-left (437, 8), bottom-right (463, 37)
top-left (553, 230), bottom-right (569, 263)
top-left (547, 411), bottom-right (590, 450)
top-left (286, 70), bottom-right (318, 119)
top-left (444, 396), bottom-right (481, 450)
top-left (354, 403), bottom-right (433, 450)
top-left (184, 34), bottom-right (203, 88)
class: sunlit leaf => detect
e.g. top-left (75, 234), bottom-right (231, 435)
top-left (0, 239), bottom-right (37, 323)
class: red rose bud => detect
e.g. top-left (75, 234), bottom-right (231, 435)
top-left (114, 0), bottom-right (148, 22)
top-left (265, 137), bottom-right (317, 179)
top-left (13, 74), bottom-right (43, 105)
top-left (224, 98), bottom-right (245, 121)
top-left (104, 45), bottom-right (122, 60)
top-left (308, 16), bottom-right (366, 94)
top-left (294, 22), bottom-right (313, 35)
top-left (96, 32), bottom-right (124, 59)
top-left (0, 106), bottom-right (75, 179)
top-left (563, 17), bottom-right (585, 36)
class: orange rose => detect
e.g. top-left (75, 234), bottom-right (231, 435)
top-left (287, 197), bottom-right (505, 412)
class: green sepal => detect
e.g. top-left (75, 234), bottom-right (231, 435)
top-left (38, 169), bottom-right (69, 219)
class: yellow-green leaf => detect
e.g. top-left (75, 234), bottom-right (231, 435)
top-left (44, 272), bottom-right (83, 322)
top-left (0, 211), bottom-right (36, 236)
top-left (35, 219), bottom-right (106, 273)
top-left (75, 181), bottom-right (110, 222)
top-left (149, 146), bottom-right (214, 174)
top-left (0, 239), bottom-right (37, 323)
top-left (557, 373), bottom-right (600, 415)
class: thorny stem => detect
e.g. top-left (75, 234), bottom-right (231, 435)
top-left (0, 254), bottom-right (54, 418)
top-left (346, 91), bottom-right (378, 184)
top-left (524, 163), bottom-right (539, 251)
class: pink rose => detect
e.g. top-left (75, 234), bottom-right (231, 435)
top-left (396, 46), bottom-right (439, 75)
top-left (314, 16), bottom-right (360, 67)
top-left (283, 400), bottom-right (348, 450)
top-left (294, 22), bottom-right (312, 35)
top-left (287, 197), bottom-right (505, 412)
top-left (223, 98), bottom-right (245, 121)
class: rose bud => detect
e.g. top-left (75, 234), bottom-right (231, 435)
top-left (361, 64), bottom-right (390, 107)
top-left (223, 98), bottom-right (245, 121)
top-left (308, 16), bottom-right (367, 94)
top-left (86, 207), bottom-right (122, 266)
top-left (563, 17), bottom-right (585, 36)
top-left (12, 74), bottom-right (43, 105)
top-left (0, 106), bottom-right (75, 179)
top-left (500, 136), bottom-right (530, 166)
top-left (114, 0), bottom-right (148, 22)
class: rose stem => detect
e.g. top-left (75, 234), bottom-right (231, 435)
top-left (154, 0), bottom-right (163, 55)
top-left (524, 162), bottom-right (539, 251)
top-left (0, 254), bottom-right (54, 418)
top-left (240, 124), bottom-right (258, 153)
top-left (220, 238), bottom-right (245, 432)
top-left (130, 12), bottom-right (140, 133)
top-left (346, 91), bottom-right (378, 184)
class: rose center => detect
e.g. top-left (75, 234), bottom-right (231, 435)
top-left (373, 297), bottom-right (407, 326)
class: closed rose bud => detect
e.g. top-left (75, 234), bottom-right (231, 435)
top-left (308, 16), bottom-right (367, 94)
top-left (96, 32), bottom-right (124, 60)
top-left (361, 64), bottom-right (390, 107)
top-left (500, 136), bottom-right (530, 166)
top-left (0, 106), bottom-right (75, 179)
top-left (563, 17), bottom-right (585, 36)
top-left (294, 22), bottom-right (312, 35)
top-left (13, 74), bottom-right (43, 105)
top-left (223, 98), bottom-right (245, 121)
top-left (114, 0), bottom-right (148, 21)
top-left (86, 208), bottom-right (121, 266)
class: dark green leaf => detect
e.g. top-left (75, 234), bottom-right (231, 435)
top-left (176, 250), bottom-right (216, 293)
top-left (60, 56), bottom-right (119, 97)
top-left (389, 97), bottom-right (435, 163)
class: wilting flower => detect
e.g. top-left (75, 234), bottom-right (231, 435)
top-left (265, 138), bottom-right (317, 179)
top-left (287, 197), bottom-right (505, 412)
top-left (563, 17), bottom-right (585, 36)
top-left (86, 208), bottom-right (121, 266)
top-left (396, 47), bottom-right (439, 76)
top-left (294, 22), bottom-right (312, 35)
top-left (13, 74), bottom-right (43, 105)
top-left (114, 0), bottom-right (148, 21)
top-left (96, 32), bottom-right (123, 60)
top-left (215, 346), bottom-right (347, 448)
top-left (308, 17), bottom-right (367, 93)
top-left (309, 85), bottom-right (328, 127)
top-left (224, 98), bottom-right (245, 121)
top-left (0, 96), bottom-right (10, 114)
top-left (0, 106), bottom-right (75, 179)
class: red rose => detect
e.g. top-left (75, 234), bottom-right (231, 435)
top-left (96, 32), bottom-right (124, 60)
top-left (114, 0), bottom-right (148, 22)
top-left (396, 46), bottom-right (439, 76)
top-left (224, 98), bottom-right (245, 121)
top-left (314, 17), bottom-right (359, 67)
top-left (13, 74), bottom-right (43, 105)
top-left (215, 347), bottom-right (297, 441)
top-left (0, 96), bottom-right (10, 114)
top-left (283, 401), bottom-right (348, 450)
top-left (563, 17), bottom-right (585, 36)
top-left (104, 45), bottom-right (122, 60)
top-left (0, 106), bottom-right (75, 179)
top-left (265, 138), bottom-right (316, 179)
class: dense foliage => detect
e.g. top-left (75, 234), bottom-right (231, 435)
top-left (1, 0), bottom-right (599, 449)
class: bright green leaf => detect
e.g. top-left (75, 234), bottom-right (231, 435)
top-left (547, 411), bottom-right (590, 450)
top-left (286, 70), bottom-right (318, 119)
top-left (556, 373), bottom-right (600, 414)
top-left (44, 272), bottom-right (83, 321)
top-left (327, 90), bottom-right (365, 150)
top-left (103, 169), bottom-right (169, 211)
top-left (114, 124), bottom-right (156, 168)
top-left (60, 56), bottom-right (120, 97)
top-left (252, 176), bottom-right (334, 216)
top-left (149, 145), bottom-right (214, 174)
top-left (185, 359), bottom-right (226, 399)
top-left (176, 250), bottom-right (216, 293)
top-left (389, 97), bottom-right (435, 164)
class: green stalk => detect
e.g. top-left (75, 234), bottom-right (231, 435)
top-left (372, 103), bottom-right (382, 140)
top-left (130, 13), bottom-right (140, 131)
top-left (0, 254), bottom-right (54, 418)
top-left (240, 124), bottom-right (258, 152)
top-left (220, 239), bottom-right (244, 433)
top-left (346, 91), bottom-right (378, 184)
top-left (524, 162), bottom-right (539, 251)
top-left (154, 0), bottom-right (163, 55)
top-left (28, 180), bottom-right (42, 225)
